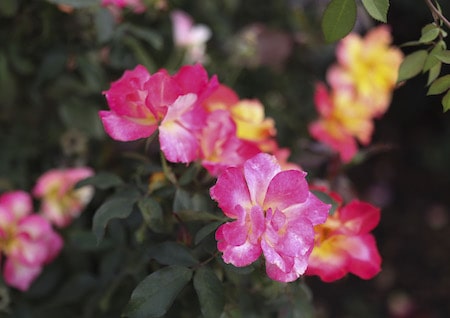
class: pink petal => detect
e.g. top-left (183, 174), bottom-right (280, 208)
top-left (3, 258), bottom-right (42, 291)
top-left (344, 234), bottom-right (382, 279)
top-left (280, 191), bottom-right (330, 227)
top-left (162, 93), bottom-right (198, 123)
top-left (0, 191), bottom-right (32, 219)
top-left (18, 215), bottom-right (52, 240)
top-left (99, 110), bottom-right (158, 141)
top-left (306, 244), bottom-right (349, 282)
top-left (265, 255), bottom-right (308, 282)
top-left (144, 71), bottom-right (182, 115)
top-left (173, 64), bottom-right (219, 102)
top-left (339, 200), bottom-right (381, 234)
top-left (314, 83), bottom-right (333, 117)
top-left (263, 170), bottom-right (309, 211)
top-left (243, 153), bottom-right (280, 206)
top-left (217, 229), bottom-right (261, 267)
top-left (210, 167), bottom-right (252, 218)
top-left (171, 10), bottom-right (194, 46)
top-left (159, 122), bottom-right (199, 164)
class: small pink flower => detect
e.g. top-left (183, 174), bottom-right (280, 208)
top-left (101, 0), bottom-right (146, 14)
top-left (210, 153), bottom-right (330, 282)
top-left (0, 191), bottom-right (63, 291)
top-left (33, 167), bottom-right (94, 228)
top-left (306, 190), bottom-right (382, 282)
top-left (171, 10), bottom-right (211, 64)
top-left (100, 64), bottom-right (218, 163)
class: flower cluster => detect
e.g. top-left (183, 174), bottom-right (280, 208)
top-left (100, 64), bottom-right (293, 176)
top-left (306, 187), bottom-right (382, 282)
top-left (0, 168), bottom-right (93, 291)
top-left (0, 191), bottom-right (62, 291)
top-left (309, 26), bottom-right (403, 162)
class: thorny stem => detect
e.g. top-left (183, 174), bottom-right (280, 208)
top-left (425, 0), bottom-right (450, 29)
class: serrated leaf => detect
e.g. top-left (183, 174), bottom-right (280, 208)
top-left (194, 267), bottom-right (225, 318)
top-left (441, 90), bottom-right (450, 112)
top-left (427, 75), bottom-right (450, 95)
top-left (147, 242), bottom-right (199, 267)
top-left (419, 23), bottom-right (440, 43)
top-left (427, 62), bottom-right (442, 86)
top-left (76, 172), bottom-right (123, 190)
top-left (321, 0), bottom-right (357, 43)
top-left (361, 0), bottom-right (389, 22)
top-left (397, 50), bottom-right (428, 82)
top-left (423, 43), bottom-right (445, 72)
top-left (138, 197), bottom-right (164, 233)
top-left (434, 50), bottom-right (450, 63)
top-left (92, 197), bottom-right (136, 243)
top-left (124, 266), bottom-right (193, 318)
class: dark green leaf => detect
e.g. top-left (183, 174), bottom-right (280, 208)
top-left (48, 274), bottom-right (97, 306)
top-left (427, 74), bottom-right (450, 95)
top-left (92, 197), bottom-right (136, 243)
top-left (194, 267), bottom-right (225, 318)
top-left (124, 24), bottom-right (163, 50)
top-left (397, 50), bottom-right (428, 82)
top-left (321, 0), bottom-right (357, 43)
top-left (195, 221), bottom-right (222, 245)
top-left (69, 230), bottom-right (111, 251)
top-left (173, 188), bottom-right (191, 212)
top-left (124, 266), bottom-right (193, 318)
top-left (76, 172), bottom-right (124, 189)
top-left (175, 209), bottom-right (228, 222)
top-left (138, 197), bottom-right (164, 233)
top-left (441, 90), bottom-right (450, 112)
top-left (147, 242), bottom-right (199, 266)
top-left (0, 0), bottom-right (18, 16)
top-left (95, 8), bottom-right (115, 44)
top-left (361, 0), bottom-right (389, 23)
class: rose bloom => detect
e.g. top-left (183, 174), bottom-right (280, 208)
top-left (0, 191), bottom-right (63, 291)
top-left (33, 167), bottom-right (94, 228)
top-left (327, 25), bottom-right (403, 117)
top-left (100, 64), bottom-right (218, 163)
top-left (306, 189), bottom-right (382, 282)
top-left (101, 0), bottom-right (146, 13)
top-left (210, 153), bottom-right (330, 282)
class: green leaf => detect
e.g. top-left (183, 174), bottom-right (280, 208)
top-left (147, 242), bottom-right (199, 267)
top-left (427, 62), bottom-right (442, 86)
top-left (419, 23), bottom-right (441, 43)
top-left (138, 197), bottom-right (165, 233)
top-left (95, 8), bottom-right (115, 44)
top-left (0, 0), bottom-right (18, 16)
top-left (76, 172), bottom-right (124, 190)
top-left (124, 266), bottom-right (193, 318)
top-left (195, 221), bottom-right (223, 245)
top-left (397, 50), bottom-right (428, 82)
top-left (434, 50), bottom-right (450, 63)
top-left (321, 0), bottom-right (357, 43)
top-left (441, 90), bottom-right (450, 112)
top-left (361, 0), bottom-right (389, 22)
top-left (46, 0), bottom-right (100, 8)
top-left (92, 197), bottom-right (136, 243)
top-left (427, 74), bottom-right (450, 95)
top-left (194, 267), bottom-right (225, 318)
top-left (423, 42), bottom-right (445, 72)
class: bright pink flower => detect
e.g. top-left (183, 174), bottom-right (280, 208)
top-left (101, 0), bottom-right (146, 13)
top-left (171, 10), bottom-right (211, 64)
top-left (306, 190), bottom-right (382, 282)
top-left (101, 64), bottom-right (218, 163)
top-left (210, 153), bottom-right (330, 282)
top-left (200, 110), bottom-right (260, 176)
top-left (0, 191), bottom-right (63, 291)
top-left (33, 167), bottom-right (94, 228)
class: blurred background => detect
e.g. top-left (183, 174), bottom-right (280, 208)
top-left (0, 0), bottom-right (449, 317)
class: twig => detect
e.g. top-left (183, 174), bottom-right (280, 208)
top-left (425, 0), bottom-right (450, 29)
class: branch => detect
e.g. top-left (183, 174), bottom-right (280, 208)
top-left (425, 0), bottom-right (450, 29)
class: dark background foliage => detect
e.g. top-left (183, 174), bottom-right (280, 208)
top-left (0, 0), bottom-right (449, 317)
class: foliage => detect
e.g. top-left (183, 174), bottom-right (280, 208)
top-left (0, 0), bottom-right (449, 317)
